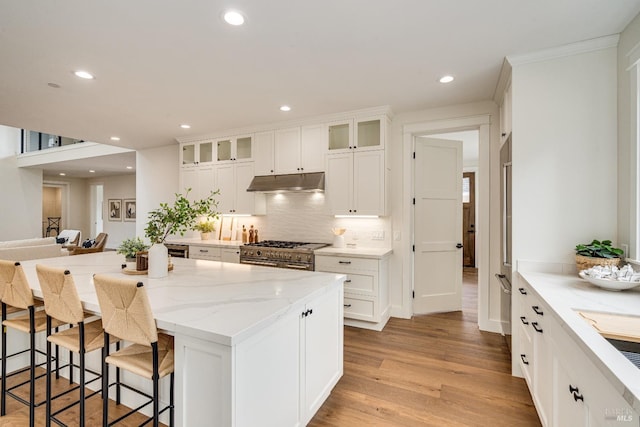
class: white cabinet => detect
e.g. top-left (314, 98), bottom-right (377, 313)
top-left (500, 83), bottom-right (512, 141)
top-left (515, 276), bottom-right (640, 427)
top-left (215, 134), bottom-right (253, 163)
top-left (315, 254), bottom-right (389, 331)
top-left (326, 150), bottom-right (386, 216)
top-left (274, 127), bottom-right (302, 174)
top-left (327, 117), bottom-right (385, 153)
top-left (234, 284), bottom-right (343, 427)
top-left (253, 131), bottom-right (275, 176)
top-left (214, 162), bottom-right (265, 215)
top-left (189, 245), bottom-right (221, 261)
top-left (180, 141), bottom-right (214, 167)
top-left (273, 125), bottom-right (326, 174)
top-left (180, 166), bottom-right (215, 201)
top-left (221, 248), bottom-right (240, 263)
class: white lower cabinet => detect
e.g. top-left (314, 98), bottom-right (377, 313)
top-left (315, 254), bottom-right (389, 331)
top-left (515, 275), bottom-right (640, 427)
top-left (221, 248), bottom-right (240, 263)
top-left (189, 245), bottom-right (221, 261)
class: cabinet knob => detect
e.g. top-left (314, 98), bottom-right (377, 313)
top-left (531, 322), bottom-right (543, 333)
top-left (344, 304), bottom-right (352, 308)
top-left (520, 354), bottom-right (529, 365)
top-left (344, 279), bottom-right (352, 283)
top-left (501, 132), bottom-right (506, 137)
top-left (569, 385), bottom-right (584, 402)
top-left (270, 170), bottom-right (274, 173)
top-left (520, 316), bottom-right (529, 325)
top-left (532, 306), bottom-right (543, 316)
top-left (339, 261), bottom-right (351, 265)
top-left (518, 287), bottom-right (527, 295)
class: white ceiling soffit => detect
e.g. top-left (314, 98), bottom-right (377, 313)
top-left (0, 0), bottom-right (639, 152)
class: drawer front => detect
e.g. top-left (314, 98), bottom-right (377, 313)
top-left (189, 245), bottom-right (221, 261)
top-left (221, 248), bottom-right (240, 264)
top-left (315, 255), bottom-right (378, 273)
top-left (343, 273), bottom-right (377, 296)
top-left (343, 294), bottom-right (378, 322)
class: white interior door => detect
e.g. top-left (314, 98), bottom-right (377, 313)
top-left (413, 137), bottom-right (463, 314)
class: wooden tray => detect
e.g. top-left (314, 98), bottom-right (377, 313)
top-left (122, 264), bottom-right (174, 275)
top-left (578, 310), bottom-right (640, 343)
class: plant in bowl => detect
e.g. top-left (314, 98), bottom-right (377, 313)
top-left (194, 219), bottom-right (216, 240)
top-left (117, 237), bottom-right (149, 270)
top-left (575, 239), bottom-right (624, 272)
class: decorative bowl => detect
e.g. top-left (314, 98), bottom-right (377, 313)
top-left (578, 271), bottom-right (640, 291)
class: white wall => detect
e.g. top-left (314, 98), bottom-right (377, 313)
top-left (87, 174), bottom-right (136, 249)
top-left (511, 46), bottom-right (618, 265)
top-left (136, 144), bottom-right (180, 243)
top-left (617, 13), bottom-right (640, 258)
top-left (0, 125), bottom-right (43, 240)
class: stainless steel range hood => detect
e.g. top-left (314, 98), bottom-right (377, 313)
top-left (246, 172), bottom-right (325, 193)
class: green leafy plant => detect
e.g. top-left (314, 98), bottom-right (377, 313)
top-left (193, 220), bottom-right (216, 233)
top-left (145, 189), bottom-right (220, 244)
top-left (575, 239), bottom-right (624, 259)
top-left (116, 237), bottom-right (149, 260)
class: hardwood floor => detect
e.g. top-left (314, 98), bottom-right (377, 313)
top-left (309, 269), bottom-right (541, 427)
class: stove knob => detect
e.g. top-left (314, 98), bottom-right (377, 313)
top-left (256, 250), bottom-right (261, 256)
top-left (296, 255), bottom-right (302, 261)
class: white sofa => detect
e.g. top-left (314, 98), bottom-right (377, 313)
top-left (0, 237), bottom-right (66, 261)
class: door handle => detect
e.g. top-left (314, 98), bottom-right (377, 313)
top-left (456, 243), bottom-right (463, 249)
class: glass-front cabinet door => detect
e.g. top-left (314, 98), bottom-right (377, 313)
top-left (199, 141), bottom-right (213, 163)
top-left (215, 135), bottom-right (253, 162)
top-left (356, 119), bottom-right (382, 150)
top-left (181, 143), bottom-right (196, 166)
top-left (327, 120), bottom-right (353, 152)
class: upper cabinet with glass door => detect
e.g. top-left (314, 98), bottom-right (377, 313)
top-left (180, 141), bottom-right (214, 168)
top-left (327, 117), bottom-right (386, 153)
top-left (215, 135), bottom-right (253, 163)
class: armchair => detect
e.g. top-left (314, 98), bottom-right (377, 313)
top-left (67, 233), bottom-right (108, 255)
top-left (56, 229), bottom-right (81, 248)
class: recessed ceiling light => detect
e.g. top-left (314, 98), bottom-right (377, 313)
top-left (89, 170), bottom-right (95, 173)
top-left (74, 70), bottom-right (95, 80)
top-left (110, 136), bottom-right (120, 141)
top-left (180, 124), bottom-right (191, 129)
top-left (439, 75), bottom-right (455, 83)
top-left (59, 173), bottom-right (66, 176)
top-left (223, 10), bottom-right (245, 26)
top-left (126, 166), bottom-right (133, 170)
top-left (47, 83), bottom-right (61, 89)
top-left (280, 105), bottom-right (291, 112)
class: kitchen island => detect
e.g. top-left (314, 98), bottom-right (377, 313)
top-left (17, 252), bottom-right (345, 427)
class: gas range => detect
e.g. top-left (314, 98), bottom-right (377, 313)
top-left (239, 240), bottom-right (329, 271)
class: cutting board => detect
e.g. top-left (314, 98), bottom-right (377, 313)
top-left (578, 310), bottom-right (640, 343)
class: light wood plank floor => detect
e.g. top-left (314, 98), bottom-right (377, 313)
top-left (309, 269), bottom-right (541, 427)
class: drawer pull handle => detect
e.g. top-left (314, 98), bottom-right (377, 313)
top-left (344, 279), bottom-right (352, 283)
top-left (344, 304), bottom-right (352, 308)
top-left (569, 385), bottom-right (584, 402)
top-left (520, 354), bottom-right (529, 365)
top-left (520, 316), bottom-right (529, 325)
top-left (339, 261), bottom-right (352, 265)
top-left (531, 322), bottom-right (543, 333)
top-left (532, 305), bottom-right (543, 315)
top-left (200, 249), bottom-right (208, 253)
top-left (518, 287), bottom-right (527, 295)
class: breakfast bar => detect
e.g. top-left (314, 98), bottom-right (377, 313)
top-left (16, 252), bottom-right (345, 427)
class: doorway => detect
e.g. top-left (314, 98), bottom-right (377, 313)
top-left (42, 182), bottom-right (69, 237)
top-left (402, 116), bottom-right (493, 331)
top-left (90, 184), bottom-right (104, 238)
top-left (463, 172), bottom-right (476, 267)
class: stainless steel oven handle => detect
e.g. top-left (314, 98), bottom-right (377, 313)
top-left (241, 260), bottom-right (279, 267)
top-left (285, 264), bottom-right (311, 270)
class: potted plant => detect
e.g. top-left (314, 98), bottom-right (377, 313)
top-left (194, 220), bottom-right (216, 240)
top-left (116, 237), bottom-right (149, 269)
top-left (144, 189), bottom-right (220, 278)
top-left (575, 239), bottom-right (624, 272)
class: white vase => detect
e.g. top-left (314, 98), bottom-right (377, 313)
top-left (333, 235), bottom-right (345, 248)
top-left (148, 243), bottom-right (168, 278)
top-left (201, 232), bottom-right (211, 240)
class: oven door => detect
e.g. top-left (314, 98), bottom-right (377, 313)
top-left (239, 258), bottom-right (280, 268)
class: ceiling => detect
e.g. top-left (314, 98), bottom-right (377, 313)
top-left (40, 151), bottom-right (136, 179)
top-left (2, 0), bottom-right (640, 177)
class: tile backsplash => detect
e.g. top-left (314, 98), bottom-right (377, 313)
top-left (229, 193), bottom-right (391, 247)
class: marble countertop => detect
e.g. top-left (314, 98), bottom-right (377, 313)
top-left (314, 246), bottom-right (392, 259)
top-left (165, 238), bottom-right (242, 248)
top-left (19, 252), bottom-right (344, 347)
top-left (519, 271), bottom-right (640, 412)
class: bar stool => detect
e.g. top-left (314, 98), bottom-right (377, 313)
top-left (36, 264), bottom-right (118, 427)
top-left (0, 260), bottom-right (64, 427)
top-left (93, 274), bottom-right (174, 427)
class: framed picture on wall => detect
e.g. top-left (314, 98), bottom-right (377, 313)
top-left (124, 199), bottom-right (136, 222)
top-left (108, 199), bottom-right (122, 221)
